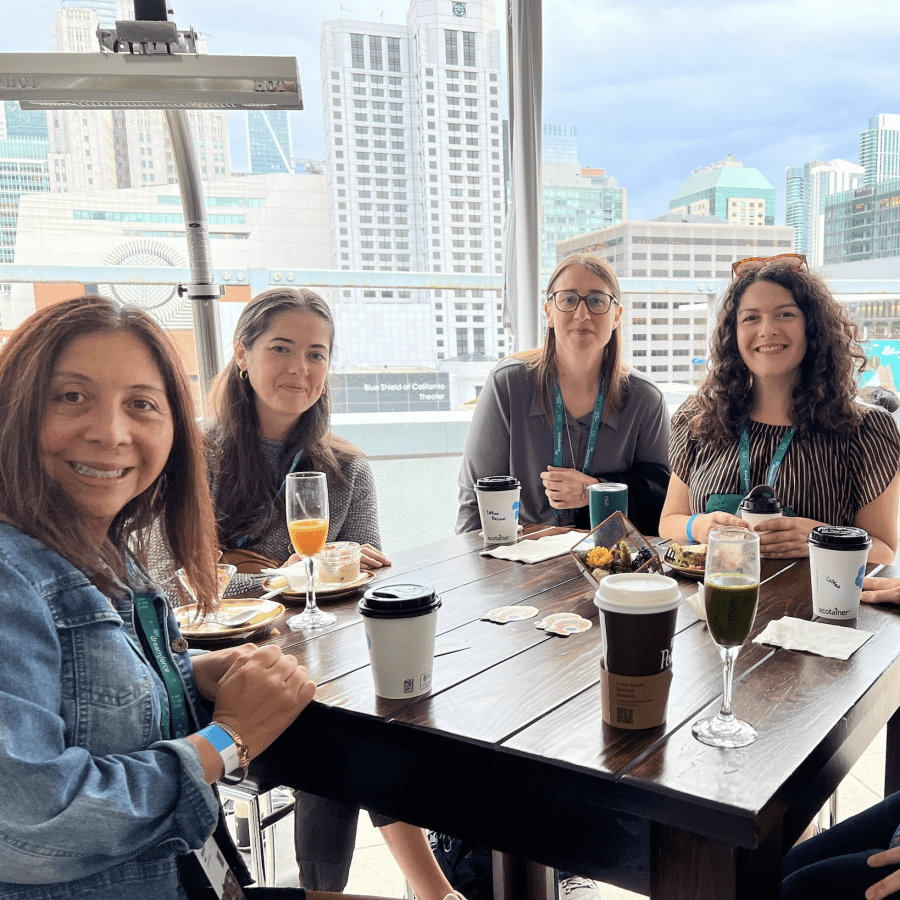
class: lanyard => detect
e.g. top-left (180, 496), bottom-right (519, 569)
top-left (553, 382), bottom-right (604, 521)
top-left (236, 448), bottom-right (304, 548)
top-left (130, 591), bottom-right (190, 740)
top-left (738, 423), bottom-right (796, 496)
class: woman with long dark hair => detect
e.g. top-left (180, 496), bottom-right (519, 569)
top-left (457, 253), bottom-right (671, 537)
top-left (151, 287), bottom-right (459, 900)
top-left (659, 254), bottom-right (900, 561)
top-left (0, 296), bottom-right (324, 898)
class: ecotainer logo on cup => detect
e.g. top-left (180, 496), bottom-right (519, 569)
top-left (358, 584), bottom-right (442, 699)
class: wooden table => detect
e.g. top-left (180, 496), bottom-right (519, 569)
top-left (242, 531), bottom-right (900, 900)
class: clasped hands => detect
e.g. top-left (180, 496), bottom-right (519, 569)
top-left (540, 465), bottom-right (597, 510)
top-left (687, 511), bottom-right (821, 559)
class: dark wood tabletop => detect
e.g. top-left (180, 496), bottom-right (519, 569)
top-left (232, 531), bottom-right (900, 900)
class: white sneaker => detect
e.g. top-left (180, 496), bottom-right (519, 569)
top-left (559, 876), bottom-right (602, 899)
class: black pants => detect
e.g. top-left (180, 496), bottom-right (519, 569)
top-left (781, 790), bottom-right (900, 898)
top-left (293, 790), bottom-right (395, 891)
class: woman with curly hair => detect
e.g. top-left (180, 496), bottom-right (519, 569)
top-left (658, 254), bottom-right (900, 562)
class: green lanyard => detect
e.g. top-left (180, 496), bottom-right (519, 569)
top-left (739, 423), bottom-right (796, 496)
top-left (553, 382), bottom-right (604, 521)
top-left (130, 590), bottom-right (190, 740)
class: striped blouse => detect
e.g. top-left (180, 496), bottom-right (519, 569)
top-left (670, 398), bottom-right (900, 524)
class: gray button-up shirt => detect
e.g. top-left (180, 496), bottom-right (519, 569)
top-left (456, 357), bottom-right (671, 535)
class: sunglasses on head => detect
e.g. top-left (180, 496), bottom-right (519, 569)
top-left (731, 253), bottom-right (808, 279)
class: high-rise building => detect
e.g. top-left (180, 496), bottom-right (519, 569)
top-left (321, 0), bottom-right (505, 373)
top-left (823, 178), bottom-right (900, 265)
top-left (669, 154), bottom-right (775, 226)
top-left (542, 162), bottom-right (625, 274)
top-left (859, 114), bottom-right (900, 186)
top-left (542, 124), bottom-right (577, 163)
top-left (784, 159), bottom-right (864, 265)
top-left (0, 103), bottom-right (50, 279)
top-left (48, 2), bottom-right (231, 192)
top-left (60, 0), bottom-right (121, 28)
top-left (785, 165), bottom-right (806, 252)
top-left (248, 110), bottom-right (294, 174)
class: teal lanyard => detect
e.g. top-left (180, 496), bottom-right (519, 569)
top-left (739, 423), bottom-right (796, 496)
top-left (236, 448), bottom-right (304, 548)
top-left (553, 382), bottom-right (605, 521)
top-left (130, 590), bottom-right (190, 740)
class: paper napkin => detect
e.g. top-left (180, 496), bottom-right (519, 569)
top-left (752, 616), bottom-right (873, 660)
top-left (481, 530), bottom-right (586, 564)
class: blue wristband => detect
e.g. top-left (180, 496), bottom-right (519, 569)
top-left (196, 724), bottom-right (240, 775)
top-left (686, 514), bottom-right (699, 544)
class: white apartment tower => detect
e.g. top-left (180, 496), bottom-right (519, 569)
top-left (49, 2), bottom-right (231, 192)
top-left (860, 114), bottom-right (900, 187)
top-left (321, 0), bottom-right (505, 369)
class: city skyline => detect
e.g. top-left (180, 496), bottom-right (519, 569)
top-left (5, 0), bottom-right (900, 223)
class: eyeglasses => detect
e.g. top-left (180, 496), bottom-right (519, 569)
top-left (549, 290), bottom-right (617, 315)
top-left (732, 253), bottom-right (808, 279)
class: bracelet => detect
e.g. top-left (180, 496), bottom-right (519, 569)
top-left (686, 514), bottom-right (699, 544)
top-left (196, 724), bottom-right (242, 776)
top-left (212, 722), bottom-right (251, 782)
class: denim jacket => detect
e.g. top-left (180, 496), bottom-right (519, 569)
top-left (0, 524), bottom-right (219, 899)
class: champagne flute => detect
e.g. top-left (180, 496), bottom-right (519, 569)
top-left (286, 471), bottom-right (336, 629)
top-left (692, 527), bottom-right (761, 749)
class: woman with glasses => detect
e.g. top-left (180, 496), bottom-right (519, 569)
top-left (659, 254), bottom-right (900, 562)
top-left (456, 253), bottom-right (671, 537)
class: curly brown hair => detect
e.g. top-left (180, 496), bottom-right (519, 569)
top-left (691, 263), bottom-right (866, 448)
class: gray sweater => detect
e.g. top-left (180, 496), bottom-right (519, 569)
top-left (147, 437), bottom-right (382, 600)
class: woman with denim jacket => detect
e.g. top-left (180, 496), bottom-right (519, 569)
top-left (0, 296), bottom-right (388, 900)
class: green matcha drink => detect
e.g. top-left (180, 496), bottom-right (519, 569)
top-left (705, 573), bottom-right (760, 648)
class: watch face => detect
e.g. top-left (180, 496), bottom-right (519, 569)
top-left (453, 2), bottom-right (466, 15)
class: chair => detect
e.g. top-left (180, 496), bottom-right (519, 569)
top-left (219, 774), bottom-right (294, 886)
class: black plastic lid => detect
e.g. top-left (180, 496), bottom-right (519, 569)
top-left (474, 475), bottom-right (520, 492)
top-left (358, 583), bottom-right (442, 619)
top-left (807, 525), bottom-right (871, 550)
top-left (739, 484), bottom-right (783, 514)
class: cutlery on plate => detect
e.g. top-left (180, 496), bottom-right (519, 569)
top-left (217, 609), bottom-right (264, 627)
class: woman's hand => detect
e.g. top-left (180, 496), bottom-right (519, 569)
top-left (191, 644), bottom-right (258, 702)
top-left (862, 576), bottom-right (900, 606)
top-left (360, 544), bottom-right (390, 570)
top-left (866, 845), bottom-right (900, 899)
top-left (211, 645), bottom-right (316, 760)
top-left (690, 512), bottom-right (746, 544)
top-left (540, 466), bottom-right (595, 510)
top-left (752, 516), bottom-right (820, 558)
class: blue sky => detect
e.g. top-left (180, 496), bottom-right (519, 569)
top-left (7, 0), bottom-right (900, 222)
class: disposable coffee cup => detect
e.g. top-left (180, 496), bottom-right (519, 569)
top-left (589, 482), bottom-right (628, 530)
top-left (808, 526), bottom-right (871, 622)
top-left (359, 584), bottom-right (442, 699)
top-left (739, 484), bottom-right (784, 528)
top-left (594, 573), bottom-right (682, 676)
top-left (594, 573), bottom-right (681, 729)
top-left (474, 475), bottom-right (521, 546)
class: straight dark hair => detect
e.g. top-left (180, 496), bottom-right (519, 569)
top-left (520, 253), bottom-right (628, 425)
top-left (207, 287), bottom-right (357, 548)
top-left (0, 296), bottom-right (218, 606)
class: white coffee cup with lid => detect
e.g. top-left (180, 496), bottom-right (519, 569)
top-left (359, 584), bottom-right (442, 698)
top-left (808, 526), bottom-right (871, 622)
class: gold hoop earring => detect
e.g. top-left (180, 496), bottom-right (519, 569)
top-left (239, 369), bottom-right (249, 381)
